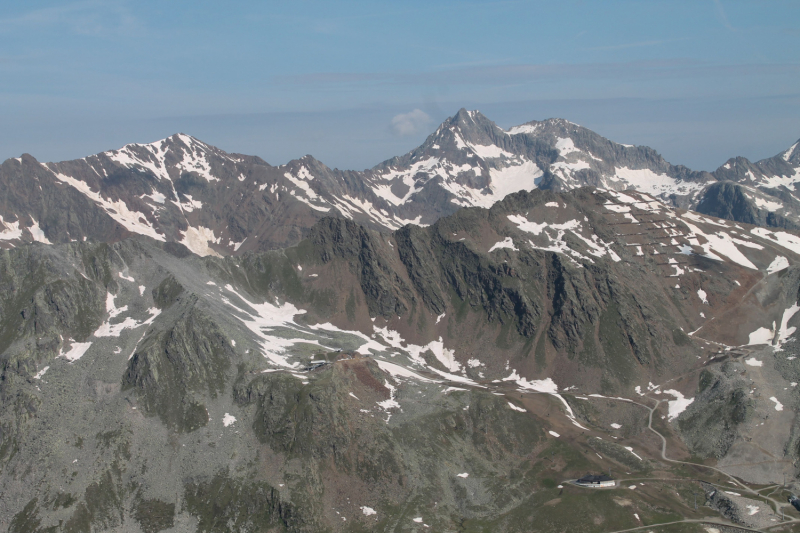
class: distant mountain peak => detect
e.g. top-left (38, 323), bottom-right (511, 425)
top-left (2, 109), bottom-right (799, 261)
top-left (781, 139), bottom-right (800, 164)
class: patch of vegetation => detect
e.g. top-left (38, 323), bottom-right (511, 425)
top-left (345, 288), bottom-right (356, 322)
top-left (8, 499), bottom-right (44, 533)
top-left (184, 474), bottom-right (296, 533)
top-left (698, 369), bottom-right (714, 394)
top-left (134, 499), bottom-right (175, 533)
top-left (63, 471), bottom-right (122, 533)
top-left (599, 301), bottom-right (635, 386)
top-left (672, 327), bottom-right (691, 347)
top-left (151, 275), bottom-right (183, 309)
top-left (534, 331), bottom-right (547, 370)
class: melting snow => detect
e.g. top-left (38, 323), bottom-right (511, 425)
top-left (776, 302), bottom-right (800, 349)
top-left (555, 137), bottom-right (579, 156)
top-left (33, 366), bottom-right (49, 379)
top-left (376, 381), bottom-right (400, 418)
top-left (507, 214), bottom-right (620, 264)
top-left (179, 225), bottom-right (221, 257)
top-left (624, 447), bottom-right (643, 460)
top-left (0, 216), bottom-right (22, 241)
top-left (28, 218), bottom-right (51, 244)
top-left (360, 506), bottom-right (376, 516)
top-left (456, 472), bottom-right (469, 478)
top-left (468, 141), bottom-right (514, 159)
top-left (610, 423), bottom-right (622, 429)
top-left (367, 326), bottom-right (462, 373)
top-left (752, 228), bottom-right (800, 255)
top-left (93, 293), bottom-right (161, 338)
top-left (697, 289), bottom-right (708, 305)
top-left (502, 371), bottom-right (558, 393)
top-left (613, 167), bottom-right (705, 197)
top-left (662, 389), bottom-right (694, 420)
top-left (548, 431), bottom-right (560, 437)
top-left (507, 124), bottom-right (539, 135)
top-left (508, 402), bottom-right (526, 412)
top-left (49, 169), bottom-right (166, 241)
top-left (222, 413), bottom-right (236, 427)
top-left (488, 236), bottom-right (518, 252)
top-left (748, 326), bottom-right (774, 346)
top-left (373, 360), bottom-right (437, 383)
top-left (59, 341), bottom-right (92, 362)
top-left (767, 256), bottom-right (789, 274)
top-left (769, 397), bottom-right (783, 411)
top-left (747, 302), bottom-right (800, 348)
top-left (745, 357), bottom-right (763, 367)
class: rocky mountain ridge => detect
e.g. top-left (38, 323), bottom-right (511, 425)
top-left (1, 110), bottom-right (798, 259)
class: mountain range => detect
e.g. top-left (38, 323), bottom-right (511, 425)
top-left (2, 111), bottom-right (800, 532)
top-left (2, 109), bottom-right (799, 257)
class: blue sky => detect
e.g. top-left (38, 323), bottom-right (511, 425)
top-left (2, 0), bottom-right (799, 171)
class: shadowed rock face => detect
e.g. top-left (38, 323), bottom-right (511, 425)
top-left (1, 113), bottom-right (797, 261)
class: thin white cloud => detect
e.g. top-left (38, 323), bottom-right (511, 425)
top-left (712, 0), bottom-right (735, 31)
top-left (589, 37), bottom-right (691, 51)
top-left (0, 0), bottom-right (137, 36)
top-left (390, 109), bottom-right (431, 136)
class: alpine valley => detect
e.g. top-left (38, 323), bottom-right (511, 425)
top-left (2, 110), bottom-right (800, 533)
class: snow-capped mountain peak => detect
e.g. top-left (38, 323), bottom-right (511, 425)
top-left (1, 110), bottom-right (799, 259)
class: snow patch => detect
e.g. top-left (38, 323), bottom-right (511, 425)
top-left (488, 236), bottom-right (517, 252)
top-left (697, 289), bottom-right (708, 305)
top-left (50, 169), bottom-right (166, 241)
top-left (179, 225), bottom-right (221, 257)
top-left (769, 397), bottom-right (784, 411)
top-left (555, 137), bottom-right (579, 156)
top-left (28, 218), bottom-right (51, 244)
top-left (662, 389), bottom-right (694, 420)
top-left (59, 341), bottom-right (92, 362)
top-left (624, 446), bottom-right (643, 460)
top-left (0, 216), bottom-right (22, 241)
top-left (767, 256), bottom-right (789, 274)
